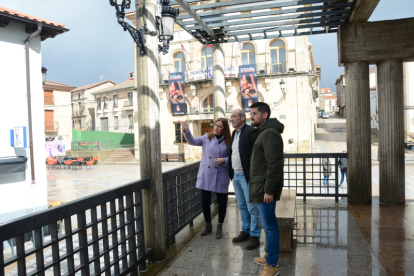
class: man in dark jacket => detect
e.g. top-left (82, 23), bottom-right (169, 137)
top-left (249, 102), bottom-right (284, 276)
top-left (228, 109), bottom-right (260, 250)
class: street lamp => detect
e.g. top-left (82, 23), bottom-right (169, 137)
top-left (109, 0), bottom-right (179, 56)
top-left (280, 79), bottom-right (286, 97)
top-left (42, 67), bottom-right (47, 84)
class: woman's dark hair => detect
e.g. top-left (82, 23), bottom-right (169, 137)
top-left (250, 102), bottom-right (271, 118)
top-left (207, 118), bottom-right (232, 147)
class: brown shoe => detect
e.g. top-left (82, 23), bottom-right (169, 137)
top-left (232, 231), bottom-right (250, 243)
top-left (259, 264), bottom-right (279, 276)
top-left (245, 236), bottom-right (260, 250)
top-left (254, 254), bottom-right (280, 267)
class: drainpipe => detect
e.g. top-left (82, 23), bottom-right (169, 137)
top-left (24, 23), bottom-right (42, 186)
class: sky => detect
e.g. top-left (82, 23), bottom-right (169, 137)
top-left (1, 0), bottom-right (413, 91)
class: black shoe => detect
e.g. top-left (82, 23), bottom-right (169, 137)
top-left (201, 222), bottom-right (212, 236)
top-left (232, 231), bottom-right (250, 243)
top-left (216, 224), bottom-right (223, 239)
top-left (246, 237), bottom-right (260, 250)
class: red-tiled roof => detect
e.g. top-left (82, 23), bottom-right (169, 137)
top-left (0, 6), bottom-right (65, 27)
top-left (71, 80), bottom-right (116, 92)
top-left (321, 95), bottom-right (337, 100)
top-left (320, 88), bottom-right (332, 93)
top-left (43, 80), bottom-right (76, 91)
top-left (370, 85), bottom-right (376, 89)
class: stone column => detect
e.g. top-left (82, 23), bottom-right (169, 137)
top-left (345, 62), bottom-right (372, 204)
top-left (136, 0), bottom-right (166, 261)
top-left (377, 59), bottom-right (405, 204)
top-left (212, 44), bottom-right (226, 120)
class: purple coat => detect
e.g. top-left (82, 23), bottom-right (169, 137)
top-left (183, 130), bottom-right (230, 193)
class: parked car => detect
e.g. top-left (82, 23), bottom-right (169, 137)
top-left (322, 112), bottom-right (329, 119)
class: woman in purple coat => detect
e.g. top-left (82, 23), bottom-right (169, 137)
top-left (179, 118), bottom-right (231, 239)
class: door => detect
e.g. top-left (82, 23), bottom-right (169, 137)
top-left (201, 127), bottom-right (213, 135)
top-left (45, 110), bottom-right (54, 131)
top-left (101, 117), bottom-right (108, 132)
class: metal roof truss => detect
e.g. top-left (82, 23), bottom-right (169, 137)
top-left (172, 0), bottom-right (355, 44)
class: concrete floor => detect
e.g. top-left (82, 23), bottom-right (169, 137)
top-left (151, 197), bottom-right (414, 276)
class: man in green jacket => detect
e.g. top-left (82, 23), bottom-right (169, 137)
top-left (249, 102), bottom-right (284, 276)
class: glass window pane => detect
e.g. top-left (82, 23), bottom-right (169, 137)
top-left (279, 48), bottom-right (286, 63)
top-left (241, 53), bottom-right (248, 65)
top-left (174, 60), bottom-right (180, 72)
top-left (271, 40), bottom-right (285, 47)
top-left (249, 52), bottom-right (255, 64)
top-left (182, 133), bottom-right (187, 143)
top-left (271, 49), bottom-right (277, 64)
top-left (207, 57), bottom-right (212, 69)
top-left (201, 58), bottom-right (205, 69)
top-left (175, 129), bottom-right (182, 143)
top-left (181, 60), bottom-right (185, 73)
top-left (209, 95), bottom-right (213, 112)
top-left (203, 98), bottom-right (208, 108)
top-left (175, 52), bottom-right (184, 59)
top-left (202, 47), bottom-right (212, 56)
top-left (242, 43), bottom-right (255, 50)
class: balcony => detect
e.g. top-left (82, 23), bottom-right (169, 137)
top-left (71, 110), bottom-right (84, 117)
top-left (123, 100), bottom-right (134, 111)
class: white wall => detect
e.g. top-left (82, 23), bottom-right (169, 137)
top-left (0, 21), bottom-right (48, 227)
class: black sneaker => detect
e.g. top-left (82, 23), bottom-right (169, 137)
top-left (246, 236), bottom-right (260, 250)
top-left (232, 231), bottom-right (250, 243)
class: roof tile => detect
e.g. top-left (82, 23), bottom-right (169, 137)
top-left (0, 6), bottom-right (65, 28)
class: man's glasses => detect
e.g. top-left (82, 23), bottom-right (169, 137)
top-left (250, 112), bottom-right (262, 117)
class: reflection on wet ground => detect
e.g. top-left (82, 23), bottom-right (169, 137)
top-left (157, 198), bottom-right (414, 276)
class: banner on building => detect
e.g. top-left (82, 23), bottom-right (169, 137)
top-left (185, 69), bottom-right (208, 82)
top-left (239, 64), bottom-right (259, 112)
top-left (224, 66), bottom-right (238, 78)
top-left (169, 72), bottom-right (187, 116)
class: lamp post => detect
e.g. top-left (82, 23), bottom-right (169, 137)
top-left (109, 0), bottom-right (178, 56)
top-left (280, 79), bottom-right (286, 97)
top-left (42, 67), bottom-right (47, 85)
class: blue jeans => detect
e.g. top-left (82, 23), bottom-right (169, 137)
top-left (259, 200), bottom-right (279, 267)
top-left (233, 173), bottom-right (261, 238)
top-left (323, 175), bottom-right (329, 186)
top-left (340, 171), bottom-right (347, 185)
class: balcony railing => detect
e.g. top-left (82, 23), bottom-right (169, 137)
top-left (124, 100), bottom-right (133, 107)
top-left (0, 153), bottom-right (346, 275)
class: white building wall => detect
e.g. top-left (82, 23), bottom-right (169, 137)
top-left (0, 21), bottom-right (48, 228)
top-left (53, 90), bottom-right (72, 150)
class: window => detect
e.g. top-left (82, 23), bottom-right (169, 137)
top-left (241, 43), bottom-right (256, 65)
top-left (72, 120), bottom-right (74, 128)
top-left (104, 95), bottom-right (108, 109)
top-left (71, 103), bottom-right (73, 117)
top-left (101, 118), bottom-right (108, 132)
top-left (79, 119), bottom-right (82, 130)
top-left (329, 101), bottom-right (331, 106)
top-left (97, 98), bottom-right (101, 110)
top-left (129, 115), bottom-right (133, 129)
top-left (270, 40), bottom-right (286, 74)
top-left (78, 93), bottom-right (80, 100)
top-left (246, 118), bottom-right (251, 125)
top-left (175, 123), bottom-right (187, 143)
top-left (127, 93), bottom-right (133, 106)
top-left (114, 116), bottom-right (119, 129)
top-left (174, 52), bottom-right (186, 74)
top-left (202, 94), bottom-right (227, 113)
top-left (114, 95), bottom-right (118, 107)
top-left (201, 47), bottom-right (212, 70)
top-left (203, 94), bottom-right (214, 112)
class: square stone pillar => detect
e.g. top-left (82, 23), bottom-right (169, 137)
top-left (345, 61), bottom-right (372, 204)
top-left (377, 59), bottom-right (405, 204)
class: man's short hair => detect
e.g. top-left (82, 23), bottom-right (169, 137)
top-left (250, 102), bottom-right (271, 118)
top-left (236, 109), bottom-right (246, 119)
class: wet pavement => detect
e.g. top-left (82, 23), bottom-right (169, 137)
top-left (153, 197), bottom-right (414, 276)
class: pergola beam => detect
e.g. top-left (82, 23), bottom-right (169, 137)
top-left (174, 0), bottom-right (217, 40)
top-left (338, 18), bottom-right (414, 65)
top-left (348, 0), bottom-right (380, 23)
top-left (227, 20), bottom-right (344, 36)
top-left (177, 1), bottom-right (350, 21)
top-left (186, 9), bottom-right (349, 30)
top-left (227, 28), bottom-right (337, 42)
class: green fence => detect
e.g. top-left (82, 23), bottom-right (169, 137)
top-left (72, 129), bottom-right (134, 147)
